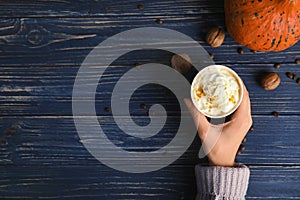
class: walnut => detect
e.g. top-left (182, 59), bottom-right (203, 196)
top-left (261, 72), bottom-right (281, 90)
top-left (206, 27), bottom-right (225, 48)
top-left (171, 54), bottom-right (192, 74)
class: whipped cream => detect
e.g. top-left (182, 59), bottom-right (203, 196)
top-left (191, 66), bottom-right (241, 117)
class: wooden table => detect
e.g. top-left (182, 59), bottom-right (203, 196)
top-left (0, 0), bottom-right (299, 199)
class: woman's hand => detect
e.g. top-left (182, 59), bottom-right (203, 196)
top-left (185, 84), bottom-right (252, 167)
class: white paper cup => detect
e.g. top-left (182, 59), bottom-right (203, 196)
top-left (191, 65), bottom-right (244, 118)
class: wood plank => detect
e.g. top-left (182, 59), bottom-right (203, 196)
top-left (0, 17), bottom-right (299, 121)
top-left (236, 115), bottom-right (300, 166)
top-left (0, 116), bottom-right (299, 166)
top-left (0, 165), bottom-right (197, 199)
top-left (0, 63), bottom-right (300, 116)
top-left (0, 0), bottom-right (299, 198)
top-left (0, 165), bottom-right (298, 199)
top-left (247, 166), bottom-right (300, 199)
top-left (0, 18), bottom-right (300, 66)
top-left (0, 0), bottom-right (224, 17)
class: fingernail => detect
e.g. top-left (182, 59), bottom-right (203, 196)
top-left (140, 103), bottom-right (147, 109)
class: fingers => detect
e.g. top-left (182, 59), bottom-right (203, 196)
top-left (231, 83), bottom-right (252, 125)
top-left (242, 137), bottom-right (247, 143)
top-left (184, 98), bottom-right (210, 140)
top-left (236, 145), bottom-right (246, 155)
top-left (236, 135), bottom-right (248, 155)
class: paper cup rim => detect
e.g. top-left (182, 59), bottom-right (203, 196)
top-left (191, 65), bottom-right (244, 119)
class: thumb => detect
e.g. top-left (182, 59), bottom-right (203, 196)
top-left (184, 98), bottom-right (210, 140)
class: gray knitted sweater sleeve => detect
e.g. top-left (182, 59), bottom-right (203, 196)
top-left (195, 164), bottom-right (250, 200)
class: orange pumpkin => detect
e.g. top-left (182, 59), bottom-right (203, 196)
top-left (224, 0), bottom-right (300, 52)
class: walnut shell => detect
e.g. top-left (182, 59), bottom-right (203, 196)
top-left (171, 54), bottom-right (191, 74)
top-left (206, 27), bottom-right (225, 48)
top-left (261, 72), bottom-right (280, 90)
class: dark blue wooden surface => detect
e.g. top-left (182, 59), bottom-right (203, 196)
top-left (0, 0), bottom-right (300, 199)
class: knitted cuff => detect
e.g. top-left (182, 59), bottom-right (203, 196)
top-left (195, 164), bottom-right (250, 200)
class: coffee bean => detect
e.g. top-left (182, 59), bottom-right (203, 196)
top-left (156, 19), bottom-right (163, 24)
top-left (135, 63), bottom-right (142, 68)
top-left (293, 75), bottom-right (298, 80)
top-left (296, 78), bottom-right (300, 84)
top-left (140, 103), bottom-right (147, 109)
top-left (286, 72), bottom-right (295, 79)
top-left (273, 111), bottom-right (279, 117)
top-left (0, 140), bottom-right (7, 146)
top-left (5, 127), bottom-right (16, 137)
top-left (274, 63), bottom-right (280, 69)
top-left (137, 4), bottom-right (144, 10)
top-left (104, 107), bottom-right (110, 112)
top-left (237, 47), bottom-right (244, 54)
top-left (295, 59), bottom-right (300, 64)
top-left (291, 74), bottom-right (296, 80)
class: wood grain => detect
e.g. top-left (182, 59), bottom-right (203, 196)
top-left (0, 116), bottom-right (299, 166)
top-left (0, 63), bottom-right (300, 116)
top-left (0, 165), bottom-right (298, 199)
top-left (0, 0), bottom-right (225, 17)
top-left (0, 18), bottom-right (300, 66)
top-left (0, 0), bottom-right (299, 199)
